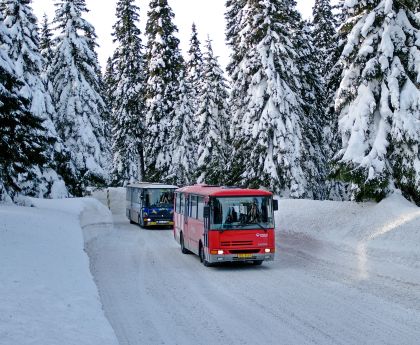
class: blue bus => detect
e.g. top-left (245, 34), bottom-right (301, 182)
top-left (126, 183), bottom-right (178, 227)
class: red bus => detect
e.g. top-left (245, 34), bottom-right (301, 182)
top-left (173, 185), bottom-right (278, 266)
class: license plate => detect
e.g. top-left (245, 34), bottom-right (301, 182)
top-left (157, 221), bottom-right (168, 224)
top-left (237, 253), bottom-right (253, 259)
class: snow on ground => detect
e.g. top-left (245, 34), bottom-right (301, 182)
top-left (0, 197), bottom-right (118, 345)
top-left (278, 191), bottom-right (420, 279)
top-left (1, 187), bottom-right (419, 345)
top-left (88, 188), bottom-right (420, 345)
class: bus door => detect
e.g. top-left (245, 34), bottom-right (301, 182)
top-left (183, 194), bottom-right (189, 244)
top-left (132, 188), bottom-right (142, 222)
top-left (175, 192), bottom-right (184, 235)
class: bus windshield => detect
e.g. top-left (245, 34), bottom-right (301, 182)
top-left (144, 189), bottom-right (175, 208)
top-left (210, 196), bottom-right (274, 230)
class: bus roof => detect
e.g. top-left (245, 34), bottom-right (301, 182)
top-left (127, 183), bottom-right (178, 189)
top-left (176, 184), bottom-right (273, 197)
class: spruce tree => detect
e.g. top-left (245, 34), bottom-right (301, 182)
top-left (39, 14), bottom-right (54, 68)
top-left (322, 1), bottom-right (352, 200)
top-left (196, 38), bottom-right (231, 185)
top-left (103, 57), bottom-right (116, 111)
top-left (294, 19), bottom-right (328, 199)
top-left (50, 0), bottom-right (110, 195)
top-left (226, 0), bottom-right (311, 197)
top-left (0, 11), bottom-right (48, 201)
top-left (167, 74), bottom-right (197, 185)
top-left (312, 0), bottom-right (338, 77)
top-left (110, 0), bottom-right (146, 186)
top-left (144, 0), bottom-right (184, 182)
top-left (332, 0), bottom-right (420, 204)
top-left (3, 0), bottom-right (69, 198)
top-left (186, 23), bottom-right (203, 114)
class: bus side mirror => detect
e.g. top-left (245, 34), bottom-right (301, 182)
top-left (203, 206), bottom-right (210, 218)
top-left (273, 200), bottom-right (278, 211)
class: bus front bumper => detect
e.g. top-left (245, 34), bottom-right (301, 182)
top-left (207, 252), bottom-right (275, 264)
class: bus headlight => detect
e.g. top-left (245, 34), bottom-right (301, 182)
top-left (218, 250), bottom-right (224, 255)
top-left (210, 249), bottom-right (224, 255)
top-left (265, 248), bottom-right (271, 253)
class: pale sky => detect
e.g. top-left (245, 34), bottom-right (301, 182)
top-left (32, 0), bottom-right (319, 72)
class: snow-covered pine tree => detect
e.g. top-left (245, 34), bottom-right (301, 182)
top-left (3, 0), bottom-right (69, 198)
top-left (195, 38), bottom-right (231, 185)
top-left (226, 0), bottom-right (311, 197)
top-left (50, 0), bottom-right (110, 195)
top-left (103, 57), bottom-right (116, 111)
top-left (332, 0), bottom-right (420, 204)
top-left (293, 19), bottom-right (327, 199)
top-left (225, 0), bottom-right (248, 153)
top-left (144, 0), bottom-right (184, 182)
top-left (321, 1), bottom-right (354, 200)
top-left (167, 73), bottom-right (197, 185)
top-left (110, 0), bottom-right (146, 186)
top-left (312, 0), bottom-right (338, 77)
top-left (0, 11), bottom-right (49, 201)
top-left (39, 14), bottom-right (54, 68)
top-left (186, 23), bottom-right (203, 114)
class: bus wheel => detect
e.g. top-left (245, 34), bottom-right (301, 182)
top-left (253, 260), bottom-right (263, 266)
top-left (129, 212), bottom-right (135, 224)
top-left (180, 233), bottom-right (190, 254)
top-left (199, 244), bottom-right (211, 267)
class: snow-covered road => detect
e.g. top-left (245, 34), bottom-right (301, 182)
top-left (85, 194), bottom-right (420, 345)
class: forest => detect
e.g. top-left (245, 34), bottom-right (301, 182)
top-left (0, 0), bottom-right (419, 205)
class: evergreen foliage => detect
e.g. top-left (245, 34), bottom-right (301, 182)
top-left (2, 0), bottom-right (69, 198)
top-left (39, 14), bottom-right (54, 68)
top-left (50, 0), bottom-right (110, 196)
top-left (0, 11), bottom-right (48, 201)
top-left (332, 0), bottom-right (420, 204)
top-left (167, 73), bottom-right (197, 185)
top-left (312, 0), bottom-right (338, 77)
top-left (144, 0), bottom-right (184, 182)
top-left (226, 0), bottom-right (317, 197)
top-left (186, 23), bottom-right (203, 114)
top-left (294, 20), bottom-right (328, 199)
top-left (311, 0), bottom-right (350, 199)
top-left (195, 38), bottom-right (230, 185)
top-left (110, 0), bottom-right (146, 186)
top-left (103, 57), bottom-right (116, 111)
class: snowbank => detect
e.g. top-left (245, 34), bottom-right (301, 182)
top-left (0, 198), bottom-right (118, 345)
top-left (277, 191), bottom-right (420, 253)
top-left (277, 190), bottom-right (420, 280)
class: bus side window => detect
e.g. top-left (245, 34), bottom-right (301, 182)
top-left (176, 193), bottom-right (181, 213)
top-left (180, 194), bottom-right (185, 215)
top-left (197, 197), bottom-right (204, 221)
top-left (190, 196), bottom-right (198, 219)
top-left (131, 189), bottom-right (136, 203)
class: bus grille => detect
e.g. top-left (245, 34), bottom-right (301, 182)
top-left (230, 249), bottom-right (260, 254)
top-left (220, 241), bottom-right (253, 247)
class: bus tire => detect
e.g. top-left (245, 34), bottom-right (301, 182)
top-left (199, 244), bottom-right (212, 267)
top-left (128, 212), bottom-right (135, 224)
top-left (180, 233), bottom-right (190, 254)
top-left (253, 260), bottom-right (263, 266)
